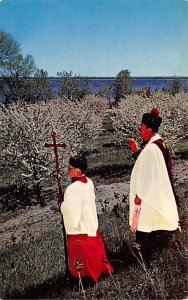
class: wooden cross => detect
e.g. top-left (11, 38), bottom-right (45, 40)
top-left (45, 131), bottom-right (69, 277)
top-left (44, 131), bottom-right (66, 196)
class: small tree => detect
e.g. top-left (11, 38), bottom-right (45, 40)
top-left (170, 76), bottom-right (181, 96)
top-left (32, 69), bottom-right (52, 102)
top-left (114, 69), bottom-right (132, 104)
top-left (57, 71), bottom-right (92, 100)
top-left (57, 70), bottom-right (80, 101)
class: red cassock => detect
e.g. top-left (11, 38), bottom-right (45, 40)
top-left (67, 230), bottom-right (113, 282)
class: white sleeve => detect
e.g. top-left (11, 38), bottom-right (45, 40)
top-left (60, 183), bottom-right (82, 229)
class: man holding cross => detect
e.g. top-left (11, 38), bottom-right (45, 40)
top-left (59, 155), bottom-right (113, 283)
top-left (45, 133), bottom-right (112, 283)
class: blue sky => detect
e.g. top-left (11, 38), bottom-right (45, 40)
top-left (0, 0), bottom-right (187, 77)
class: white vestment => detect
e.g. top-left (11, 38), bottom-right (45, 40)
top-left (60, 177), bottom-right (98, 236)
top-left (129, 134), bottom-right (179, 232)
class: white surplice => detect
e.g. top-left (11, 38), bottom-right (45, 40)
top-left (129, 133), bottom-right (179, 232)
top-left (60, 177), bottom-right (98, 236)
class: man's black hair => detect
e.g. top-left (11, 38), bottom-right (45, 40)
top-left (69, 155), bottom-right (88, 174)
top-left (142, 108), bottom-right (162, 132)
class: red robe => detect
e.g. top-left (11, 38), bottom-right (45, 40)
top-left (65, 176), bottom-right (113, 282)
top-left (67, 229), bottom-right (112, 282)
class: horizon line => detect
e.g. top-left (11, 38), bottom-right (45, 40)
top-left (48, 75), bottom-right (188, 79)
top-left (1, 76), bottom-right (188, 79)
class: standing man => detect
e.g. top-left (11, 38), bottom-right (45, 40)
top-left (59, 155), bottom-right (113, 283)
top-left (127, 108), bottom-right (180, 252)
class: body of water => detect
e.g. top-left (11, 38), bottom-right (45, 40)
top-left (1, 77), bottom-right (188, 103)
top-left (50, 76), bottom-right (188, 95)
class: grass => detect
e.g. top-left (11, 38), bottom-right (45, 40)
top-left (1, 195), bottom-right (187, 299)
top-left (0, 226), bottom-right (66, 297)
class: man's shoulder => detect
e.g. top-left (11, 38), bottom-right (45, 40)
top-left (143, 142), bottom-right (162, 156)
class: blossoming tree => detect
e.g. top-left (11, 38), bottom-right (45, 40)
top-left (0, 96), bottom-right (105, 207)
top-left (111, 91), bottom-right (188, 154)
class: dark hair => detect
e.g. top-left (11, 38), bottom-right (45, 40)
top-left (69, 155), bottom-right (88, 174)
top-left (142, 108), bottom-right (162, 132)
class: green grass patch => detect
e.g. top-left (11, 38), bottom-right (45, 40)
top-left (0, 225), bottom-right (65, 298)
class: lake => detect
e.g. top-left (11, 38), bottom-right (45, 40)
top-left (0, 77), bottom-right (188, 103)
top-left (50, 76), bottom-right (188, 95)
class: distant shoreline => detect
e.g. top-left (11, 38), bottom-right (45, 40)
top-left (49, 76), bottom-right (188, 80)
top-left (1, 76), bottom-right (188, 80)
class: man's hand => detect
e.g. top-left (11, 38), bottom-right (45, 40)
top-left (131, 204), bottom-right (141, 233)
top-left (126, 138), bottom-right (140, 154)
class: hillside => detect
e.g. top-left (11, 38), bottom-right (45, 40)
top-left (0, 102), bottom-right (188, 300)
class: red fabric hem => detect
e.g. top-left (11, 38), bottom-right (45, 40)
top-left (67, 230), bottom-right (113, 282)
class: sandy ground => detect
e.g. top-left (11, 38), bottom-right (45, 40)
top-left (0, 159), bottom-right (187, 248)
